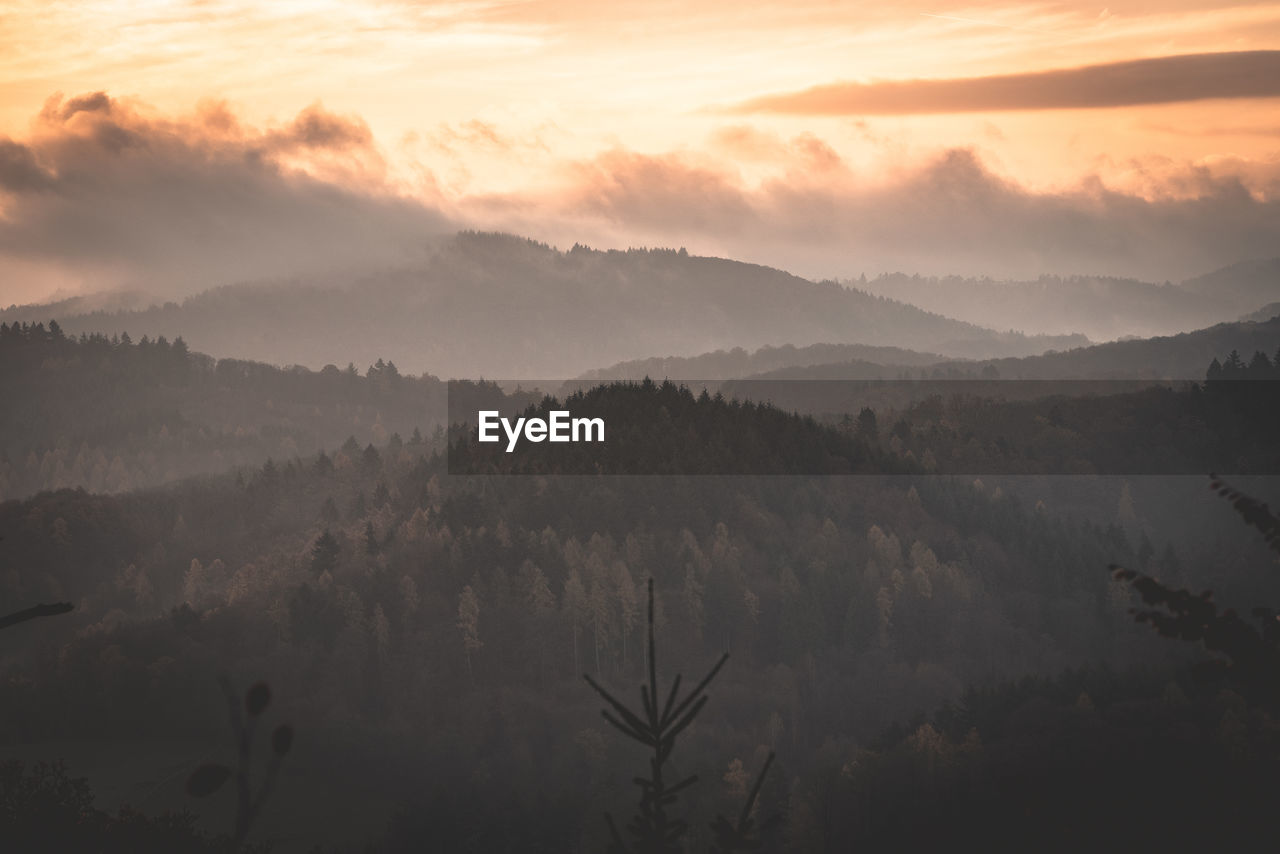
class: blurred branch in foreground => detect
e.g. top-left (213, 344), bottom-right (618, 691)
top-left (0, 602), bottom-right (73, 632)
top-left (585, 578), bottom-right (778, 853)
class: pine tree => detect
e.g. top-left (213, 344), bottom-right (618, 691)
top-left (614, 562), bottom-right (640, 666)
top-left (584, 579), bottom-right (776, 853)
top-left (311, 529), bottom-right (340, 576)
top-left (855, 407), bottom-right (878, 443)
top-left (563, 568), bottom-right (588, 675)
top-left (319, 496), bottom-right (340, 524)
top-left (314, 452), bottom-right (333, 475)
top-left (457, 585), bottom-right (482, 679)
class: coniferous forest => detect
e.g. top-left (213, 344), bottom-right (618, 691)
top-left (3, 312), bottom-right (1280, 852)
top-left (7, 6), bottom-right (1280, 850)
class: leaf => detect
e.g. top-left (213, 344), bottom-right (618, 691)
top-left (245, 681), bottom-right (271, 716)
top-left (186, 763), bottom-right (231, 797)
top-left (272, 723), bottom-right (294, 756)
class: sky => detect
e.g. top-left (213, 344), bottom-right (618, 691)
top-left (1, 0), bottom-right (1279, 304)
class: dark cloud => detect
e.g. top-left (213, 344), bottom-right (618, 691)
top-left (0, 140), bottom-right (53, 191)
top-left (729, 51), bottom-right (1280, 115)
top-left (56, 91), bottom-right (113, 120)
top-left (267, 104), bottom-right (374, 152)
top-left (0, 93), bottom-right (450, 298)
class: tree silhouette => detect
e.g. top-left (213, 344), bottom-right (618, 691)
top-left (310, 529), bottom-right (339, 575)
top-left (1110, 475), bottom-right (1280, 703)
top-left (457, 585), bottom-right (482, 680)
top-left (0, 538), bottom-right (72, 633)
top-left (709, 750), bottom-right (777, 853)
top-left (584, 579), bottom-right (776, 853)
top-left (186, 677), bottom-right (293, 845)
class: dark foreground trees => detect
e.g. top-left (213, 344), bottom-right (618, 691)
top-left (585, 579), bottom-right (777, 853)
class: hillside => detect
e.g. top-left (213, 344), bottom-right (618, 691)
top-left (454, 379), bottom-right (1279, 477)
top-left (1241, 301), bottom-right (1280, 323)
top-left (736, 316), bottom-right (1280, 382)
top-left (573, 341), bottom-right (950, 383)
top-left (1, 233), bottom-right (1085, 378)
top-left (0, 321), bottom-right (530, 499)
top-left (1182, 258), bottom-right (1280, 311)
top-left (5, 372), bottom-right (1280, 849)
top-left (953, 316), bottom-right (1280, 380)
top-left (852, 261), bottom-right (1280, 341)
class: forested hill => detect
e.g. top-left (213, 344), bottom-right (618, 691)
top-left (3, 381), bottom-right (1277, 849)
top-left (0, 321), bottom-right (527, 499)
top-left (1181, 257), bottom-right (1280, 313)
top-left (449, 379), bottom-right (903, 476)
top-left (852, 258), bottom-right (1280, 341)
top-left (949, 316), bottom-right (1280, 380)
top-left (1242, 301), bottom-right (1280, 323)
top-left (6, 316), bottom-right (1277, 497)
top-left (452, 377), bottom-right (1279, 477)
top-left (0, 233), bottom-right (1086, 378)
top-left (573, 342), bottom-right (948, 383)
top-left (737, 316), bottom-right (1280, 382)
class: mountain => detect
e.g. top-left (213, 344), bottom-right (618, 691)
top-left (0, 322), bottom-right (530, 499)
top-left (0, 233), bottom-right (1085, 378)
top-left (573, 342), bottom-right (950, 383)
top-left (1182, 258), bottom-right (1280, 313)
top-left (851, 261), bottom-right (1280, 342)
top-left (1240, 301), bottom-right (1280, 323)
top-left (736, 316), bottom-right (1280, 382)
top-left (950, 316), bottom-right (1280, 380)
top-left (0, 289), bottom-right (158, 321)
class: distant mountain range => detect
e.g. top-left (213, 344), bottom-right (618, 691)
top-left (1241, 301), bottom-right (1280, 323)
top-left (936, 316), bottom-right (1280, 380)
top-left (705, 316), bottom-right (1280, 421)
top-left (573, 342), bottom-right (948, 383)
top-left (8, 234), bottom-right (1275, 379)
top-left (581, 316), bottom-right (1280, 385)
top-left (2, 233), bottom-right (1085, 378)
top-left (850, 258), bottom-right (1280, 341)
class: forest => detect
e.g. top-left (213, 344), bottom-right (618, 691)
top-left (452, 375), bottom-right (1280, 476)
top-left (0, 321), bottom-right (534, 500)
top-left (3, 320), bottom-right (1280, 851)
top-left (8, 1), bottom-right (1280, 848)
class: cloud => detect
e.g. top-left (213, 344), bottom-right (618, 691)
top-left (709, 126), bottom-right (844, 173)
top-left (265, 104), bottom-right (375, 152)
top-left (728, 51), bottom-right (1280, 115)
top-left (559, 149), bottom-right (754, 231)
top-left (0, 93), bottom-right (450, 302)
top-left (4, 91), bottom-right (1279, 306)
top-left (467, 143), bottom-right (1280, 283)
top-left (0, 140), bottom-right (53, 192)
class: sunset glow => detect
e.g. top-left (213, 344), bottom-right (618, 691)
top-left (2, 1), bottom-right (1279, 301)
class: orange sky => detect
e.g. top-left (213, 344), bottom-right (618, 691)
top-left (1, 1), bottom-right (1279, 302)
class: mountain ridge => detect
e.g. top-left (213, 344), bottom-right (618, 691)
top-left (1, 232), bottom-right (1086, 378)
